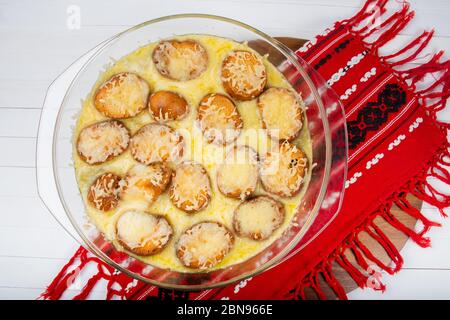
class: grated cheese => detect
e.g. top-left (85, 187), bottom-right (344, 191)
top-left (169, 162), bottom-right (211, 212)
top-left (116, 210), bottom-right (172, 252)
top-left (221, 50), bottom-right (267, 99)
top-left (121, 163), bottom-right (171, 206)
top-left (153, 40), bottom-right (208, 81)
top-left (258, 87), bottom-right (304, 141)
top-left (197, 93), bottom-right (243, 145)
top-left (94, 72), bottom-right (149, 118)
top-left (130, 123), bottom-right (185, 165)
top-left (260, 141), bottom-right (308, 197)
top-left (217, 145), bottom-right (258, 200)
top-left (233, 196), bottom-right (284, 240)
top-left (77, 120), bottom-right (130, 165)
top-left (176, 222), bottom-right (234, 269)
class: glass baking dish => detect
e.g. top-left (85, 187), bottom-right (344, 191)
top-left (37, 14), bottom-right (348, 290)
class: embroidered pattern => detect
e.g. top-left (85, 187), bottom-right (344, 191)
top-left (146, 288), bottom-right (190, 301)
top-left (327, 51), bottom-right (367, 86)
top-left (345, 171), bottom-right (362, 189)
top-left (366, 153), bottom-right (384, 169)
top-left (340, 67), bottom-right (377, 102)
top-left (334, 38), bottom-right (352, 54)
top-left (360, 67), bottom-right (377, 82)
top-left (233, 277), bottom-right (253, 294)
top-left (124, 279), bottom-right (138, 293)
top-left (315, 53), bottom-right (332, 71)
top-left (388, 134), bottom-right (406, 151)
top-left (346, 116), bottom-right (424, 190)
top-left (409, 117), bottom-right (423, 132)
top-left (347, 83), bottom-right (407, 149)
top-left (314, 38), bottom-right (354, 71)
top-left (340, 84), bottom-right (357, 100)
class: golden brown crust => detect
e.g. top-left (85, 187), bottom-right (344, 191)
top-left (259, 141), bottom-right (308, 198)
top-left (221, 50), bottom-right (267, 100)
top-left (197, 93), bottom-right (243, 145)
top-left (257, 87), bottom-right (304, 141)
top-left (149, 90), bottom-right (189, 122)
top-left (94, 72), bottom-right (149, 119)
top-left (87, 172), bottom-right (123, 211)
top-left (116, 211), bottom-right (173, 256)
top-left (233, 195), bottom-right (285, 241)
top-left (121, 163), bottom-right (172, 205)
top-left (130, 123), bottom-right (185, 165)
top-left (175, 221), bottom-right (234, 269)
top-left (76, 120), bottom-right (130, 165)
top-left (216, 145), bottom-right (259, 200)
top-left (152, 40), bottom-right (208, 81)
top-left (169, 162), bottom-right (212, 213)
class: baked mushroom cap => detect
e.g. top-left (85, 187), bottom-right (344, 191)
top-left (121, 163), bottom-right (172, 205)
top-left (259, 141), bottom-right (308, 197)
top-left (94, 72), bottom-right (149, 119)
top-left (197, 93), bottom-right (243, 145)
top-left (221, 50), bottom-right (267, 100)
top-left (87, 172), bottom-right (123, 211)
top-left (233, 195), bottom-right (285, 241)
top-left (169, 162), bottom-right (212, 213)
top-left (217, 145), bottom-right (259, 200)
top-left (116, 210), bottom-right (173, 256)
top-left (257, 87), bottom-right (304, 141)
top-left (152, 40), bottom-right (208, 81)
top-left (149, 90), bottom-right (189, 122)
top-left (176, 221), bottom-right (234, 269)
top-left (77, 120), bottom-right (130, 165)
top-left (130, 123), bottom-right (185, 165)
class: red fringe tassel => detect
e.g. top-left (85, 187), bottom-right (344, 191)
top-left (39, 247), bottom-right (116, 300)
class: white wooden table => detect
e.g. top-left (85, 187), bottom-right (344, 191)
top-left (1, 0), bottom-right (449, 300)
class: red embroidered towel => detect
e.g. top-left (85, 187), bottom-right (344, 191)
top-left (41, 0), bottom-right (450, 300)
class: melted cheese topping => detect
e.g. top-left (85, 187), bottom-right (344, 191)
top-left (258, 87), bottom-right (303, 141)
top-left (177, 222), bottom-right (233, 269)
top-left (121, 163), bottom-right (170, 206)
top-left (95, 72), bottom-right (149, 118)
top-left (73, 34), bottom-right (312, 272)
top-left (77, 120), bottom-right (129, 164)
top-left (169, 162), bottom-right (211, 212)
top-left (217, 146), bottom-right (258, 199)
top-left (234, 197), bottom-right (284, 240)
top-left (153, 40), bottom-right (208, 81)
top-left (222, 50), bottom-right (266, 98)
top-left (260, 141), bottom-right (308, 197)
top-left (116, 210), bottom-right (172, 251)
top-left (197, 94), bottom-right (243, 144)
top-left (88, 173), bottom-right (122, 211)
top-left (130, 123), bottom-right (184, 164)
